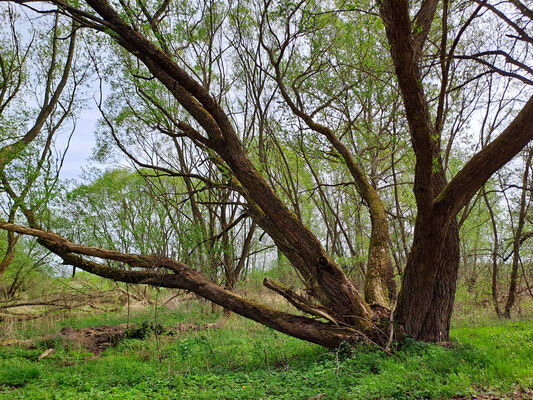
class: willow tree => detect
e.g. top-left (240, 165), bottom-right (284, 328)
top-left (0, 0), bottom-right (532, 347)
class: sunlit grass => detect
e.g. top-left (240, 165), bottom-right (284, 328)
top-left (1, 305), bottom-right (532, 399)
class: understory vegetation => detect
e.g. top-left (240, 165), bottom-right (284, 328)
top-left (1, 280), bottom-right (532, 400)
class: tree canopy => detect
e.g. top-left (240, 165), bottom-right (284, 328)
top-left (0, 0), bottom-right (532, 348)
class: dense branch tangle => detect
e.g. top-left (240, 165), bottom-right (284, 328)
top-left (0, 0), bottom-right (381, 340)
top-left (81, 0), bottom-right (376, 329)
top-left (0, 0), bottom-right (532, 346)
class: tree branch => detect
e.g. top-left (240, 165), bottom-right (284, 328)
top-left (434, 95), bottom-right (533, 218)
top-left (0, 220), bottom-right (365, 348)
top-left (263, 278), bottom-right (342, 325)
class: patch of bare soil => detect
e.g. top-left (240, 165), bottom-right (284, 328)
top-left (58, 321), bottom-right (227, 355)
top-left (57, 323), bottom-right (132, 355)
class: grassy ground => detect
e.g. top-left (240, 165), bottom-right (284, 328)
top-left (1, 302), bottom-right (532, 400)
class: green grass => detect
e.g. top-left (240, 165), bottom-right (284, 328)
top-left (1, 307), bottom-right (532, 399)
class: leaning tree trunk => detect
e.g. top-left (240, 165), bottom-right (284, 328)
top-left (364, 200), bottom-right (397, 309)
top-left (41, 0), bottom-right (377, 335)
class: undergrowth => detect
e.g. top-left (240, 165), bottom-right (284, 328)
top-left (0, 304), bottom-right (532, 400)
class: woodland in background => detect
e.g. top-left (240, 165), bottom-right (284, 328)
top-left (0, 0), bottom-right (532, 350)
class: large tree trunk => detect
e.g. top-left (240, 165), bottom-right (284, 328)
top-left (395, 217), bottom-right (459, 341)
top-left (419, 220), bottom-right (460, 341)
top-left (394, 149), bottom-right (461, 342)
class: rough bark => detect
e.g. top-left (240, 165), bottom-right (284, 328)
top-left (0, 221), bottom-right (370, 348)
top-left (435, 97), bottom-right (533, 220)
top-left (395, 215), bottom-right (459, 341)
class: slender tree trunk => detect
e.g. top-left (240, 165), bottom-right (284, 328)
top-left (483, 188), bottom-right (502, 317)
top-left (269, 49), bottom-right (393, 310)
top-left (365, 210), bottom-right (396, 308)
top-left (504, 148), bottom-right (532, 317)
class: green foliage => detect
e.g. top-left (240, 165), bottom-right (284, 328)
top-left (1, 309), bottom-right (532, 399)
top-left (61, 168), bottom-right (190, 257)
top-left (0, 233), bottom-right (53, 298)
top-left (0, 358), bottom-right (40, 387)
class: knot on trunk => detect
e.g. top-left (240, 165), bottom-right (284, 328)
top-left (317, 256), bottom-right (329, 268)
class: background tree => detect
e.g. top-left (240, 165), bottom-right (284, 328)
top-left (0, 7), bottom-right (81, 287)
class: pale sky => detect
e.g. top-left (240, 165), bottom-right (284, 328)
top-left (58, 108), bottom-right (98, 181)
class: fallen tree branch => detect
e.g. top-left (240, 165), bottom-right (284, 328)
top-left (115, 286), bottom-right (147, 303)
top-left (0, 287), bottom-right (129, 321)
top-left (0, 220), bottom-right (374, 348)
